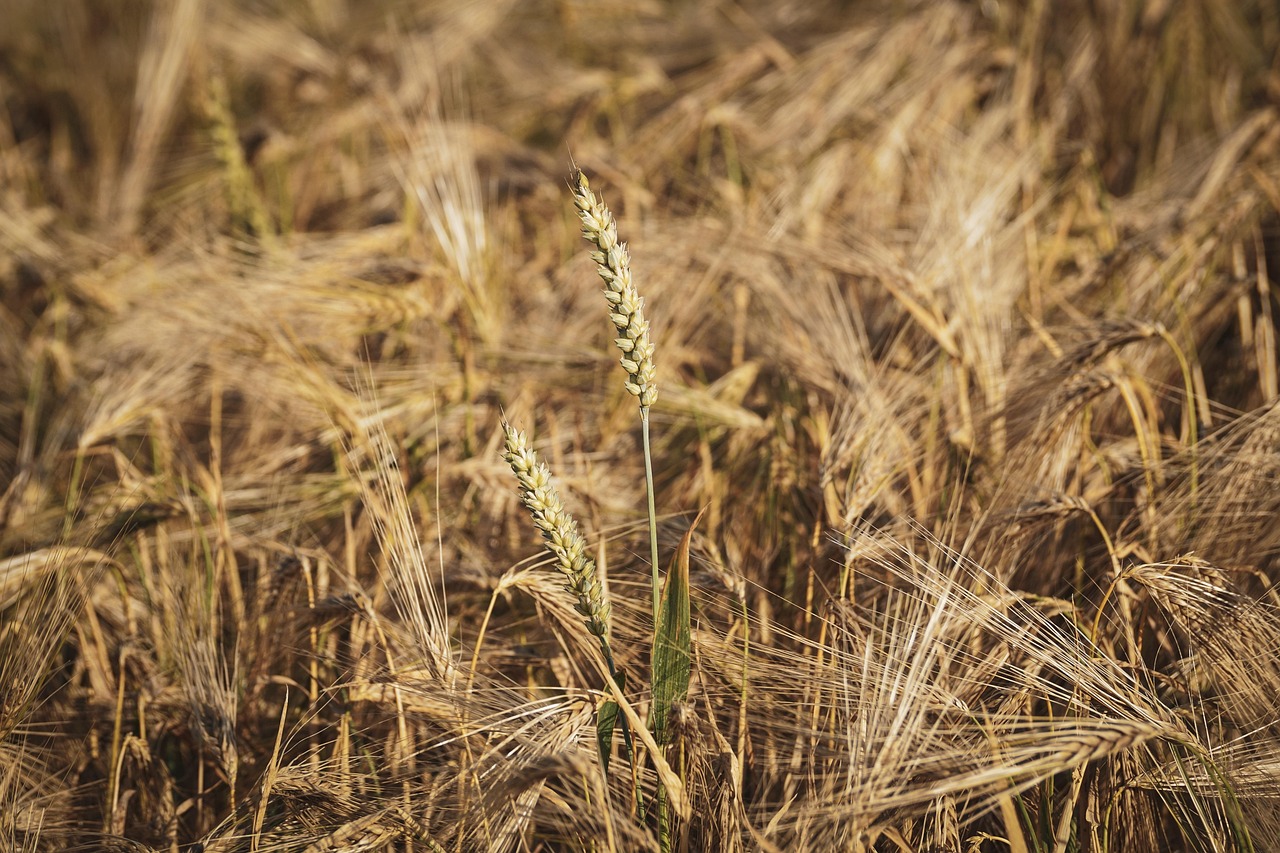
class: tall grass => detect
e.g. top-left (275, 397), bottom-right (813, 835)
top-left (3, 0), bottom-right (1280, 850)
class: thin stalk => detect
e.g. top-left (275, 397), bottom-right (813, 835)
top-left (642, 407), bottom-right (660, 624)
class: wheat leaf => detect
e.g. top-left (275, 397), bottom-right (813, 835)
top-left (651, 509), bottom-right (702, 746)
top-left (596, 668), bottom-right (625, 776)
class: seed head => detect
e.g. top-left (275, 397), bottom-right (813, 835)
top-left (502, 420), bottom-right (612, 638)
top-left (572, 171), bottom-right (658, 409)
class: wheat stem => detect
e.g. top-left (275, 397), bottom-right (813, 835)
top-left (642, 409), bottom-right (660, 624)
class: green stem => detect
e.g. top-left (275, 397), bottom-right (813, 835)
top-left (641, 407), bottom-right (660, 624)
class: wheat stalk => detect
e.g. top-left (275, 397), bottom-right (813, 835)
top-left (571, 170), bottom-right (663, 623)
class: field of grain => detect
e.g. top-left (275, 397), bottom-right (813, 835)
top-left (3, 1), bottom-right (1280, 850)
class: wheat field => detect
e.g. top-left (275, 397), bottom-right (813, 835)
top-left (3, 1), bottom-right (1280, 850)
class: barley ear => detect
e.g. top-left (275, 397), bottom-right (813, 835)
top-left (572, 170), bottom-right (658, 409)
top-left (501, 420), bottom-right (612, 639)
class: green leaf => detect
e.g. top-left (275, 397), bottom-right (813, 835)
top-left (596, 700), bottom-right (619, 776)
top-left (596, 667), bottom-right (626, 776)
top-left (650, 509), bottom-right (701, 747)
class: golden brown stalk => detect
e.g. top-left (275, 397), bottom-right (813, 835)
top-left (501, 420), bottom-right (611, 639)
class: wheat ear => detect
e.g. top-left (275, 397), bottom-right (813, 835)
top-left (571, 171), bottom-right (657, 409)
top-left (502, 420), bottom-right (612, 639)
top-left (571, 170), bottom-right (662, 624)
